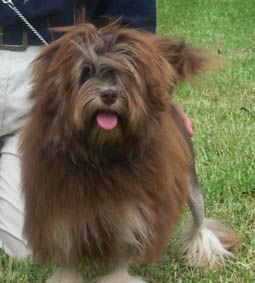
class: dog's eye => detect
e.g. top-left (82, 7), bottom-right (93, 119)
top-left (101, 69), bottom-right (115, 80)
top-left (80, 66), bottom-right (93, 85)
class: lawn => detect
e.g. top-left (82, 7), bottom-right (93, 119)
top-left (1, 0), bottom-right (254, 282)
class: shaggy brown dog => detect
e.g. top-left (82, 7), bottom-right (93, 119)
top-left (20, 23), bottom-right (237, 283)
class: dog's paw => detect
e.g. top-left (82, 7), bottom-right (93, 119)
top-left (95, 270), bottom-right (147, 283)
top-left (46, 268), bottom-right (84, 283)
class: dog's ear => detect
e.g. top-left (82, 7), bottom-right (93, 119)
top-left (154, 37), bottom-right (217, 81)
top-left (32, 38), bottom-right (62, 79)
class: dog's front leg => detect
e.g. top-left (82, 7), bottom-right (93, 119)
top-left (95, 266), bottom-right (147, 283)
top-left (46, 267), bottom-right (85, 283)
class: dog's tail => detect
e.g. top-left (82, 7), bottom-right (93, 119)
top-left (178, 218), bottom-right (239, 268)
top-left (177, 172), bottom-right (239, 268)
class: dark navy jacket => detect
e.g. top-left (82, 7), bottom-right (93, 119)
top-left (0, 0), bottom-right (156, 45)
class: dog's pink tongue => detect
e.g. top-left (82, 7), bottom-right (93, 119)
top-left (96, 112), bottom-right (118, 130)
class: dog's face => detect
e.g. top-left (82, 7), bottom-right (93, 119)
top-left (31, 23), bottom-right (211, 161)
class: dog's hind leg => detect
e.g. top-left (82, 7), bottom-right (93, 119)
top-left (177, 165), bottom-right (239, 267)
top-left (169, 105), bottom-right (238, 267)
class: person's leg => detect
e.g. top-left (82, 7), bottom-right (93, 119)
top-left (0, 46), bottom-right (41, 258)
top-left (0, 134), bottom-right (30, 258)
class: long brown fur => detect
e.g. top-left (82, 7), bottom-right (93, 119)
top-left (20, 23), bottom-right (212, 269)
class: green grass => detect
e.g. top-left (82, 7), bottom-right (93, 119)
top-left (1, 0), bottom-right (254, 282)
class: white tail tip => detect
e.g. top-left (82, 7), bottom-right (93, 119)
top-left (177, 218), bottom-right (239, 268)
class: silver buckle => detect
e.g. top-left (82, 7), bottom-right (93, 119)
top-left (0, 26), bottom-right (28, 51)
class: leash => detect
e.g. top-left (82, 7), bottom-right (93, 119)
top-left (1, 0), bottom-right (49, 46)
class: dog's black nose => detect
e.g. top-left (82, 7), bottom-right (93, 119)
top-left (100, 91), bottom-right (118, 105)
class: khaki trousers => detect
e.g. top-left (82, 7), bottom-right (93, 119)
top-left (0, 46), bottom-right (41, 258)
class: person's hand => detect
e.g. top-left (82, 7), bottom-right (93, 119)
top-left (173, 105), bottom-right (193, 137)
